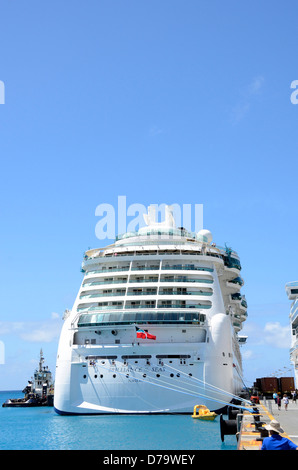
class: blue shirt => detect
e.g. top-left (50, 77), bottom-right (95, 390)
top-left (261, 434), bottom-right (297, 450)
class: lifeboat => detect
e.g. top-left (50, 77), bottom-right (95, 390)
top-left (192, 405), bottom-right (217, 420)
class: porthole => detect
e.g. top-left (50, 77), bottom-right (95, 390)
top-left (83, 375), bottom-right (87, 379)
top-left (94, 375), bottom-right (97, 378)
top-left (156, 374), bottom-right (160, 378)
top-left (143, 374), bottom-right (147, 378)
top-left (170, 373), bottom-right (174, 377)
top-left (113, 374), bottom-right (116, 378)
top-left (100, 374), bottom-right (104, 378)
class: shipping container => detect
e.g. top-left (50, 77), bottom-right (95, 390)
top-left (254, 378), bottom-right (262, 390)
top-left (279, 377), bottom-right (295, 394)
top-left (252, 376), bottom-right (296, 397)
top-left (260, 377), bottom-right (279, 394)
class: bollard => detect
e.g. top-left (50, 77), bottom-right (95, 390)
top-left (220, 414), bottom-right (237, 442)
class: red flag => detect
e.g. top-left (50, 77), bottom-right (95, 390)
top-left (146, 332), bottom-right (156, 340)
top-left (136, 328), bottom-right (156, 340)
top-left (136, 328), bottom-right (146, 339)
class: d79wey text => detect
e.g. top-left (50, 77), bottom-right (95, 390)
top-left (147, 454), bottom-right (195, 465)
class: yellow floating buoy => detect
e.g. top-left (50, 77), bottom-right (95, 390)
top-left (191, 405), bottom-right (217, 420)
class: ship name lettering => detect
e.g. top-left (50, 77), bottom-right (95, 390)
top-left (108, 367), bottom-right (142, 373)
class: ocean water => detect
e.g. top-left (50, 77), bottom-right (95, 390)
top-left (0, 391), bottom-right (237, 450)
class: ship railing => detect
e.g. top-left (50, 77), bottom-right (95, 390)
top-left (85, 267), bottom-right (129, 275)
top-left (160, 278), bottom-right (213, 284)
top-left (161, 265), bottom-right (214, 272)
top-left (79, 289), bottom-right (213, 299)
top-left (80, 292), bottom-right (126, 299)
top-left (83, 279), bottom-right (128, 287)
top-left (127, 291), bottom-right (157, 295)
top-left (228, 277), bottom-right (244, 286)
top-left (77, 305), bottom-right (123, 312)
top-left (157, 303), bottom-right (211, 309)
top-left (158, 290), bottom-right (212, 296)
top-left (131, 266), bottom-right (160, 271)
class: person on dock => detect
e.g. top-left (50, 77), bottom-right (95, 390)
top-left (261, 420), bottom-right (298, 450)
top-left (283, 394), bottom-right (289, 411)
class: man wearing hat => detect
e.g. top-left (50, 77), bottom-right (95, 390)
top-left (261, 420), bottom-right (298, 450)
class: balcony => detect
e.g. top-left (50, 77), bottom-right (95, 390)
top-left (231, 293), bottom-right (242, 301)
top-left (125, 302), bottom-right (156, 309)
top-left (131, 266), bottom-right (160, 271)
top-left (157, 301), bottom-right (211, 309)
top-left (161, 264), bottom-right (213, 272)
top-left (83, 279), bottom-right (128, 287)
top-left (85, 266), bottom-right (130, 275)
top-left (224, 256), bottom-right (241, 271)
top-left (229, 277), bottom-right (244, 286)
top-left (160, 276), bottom-right (213, 284)
top-left (127, 289), bottom-right (157, 296)
top-left (129, 277), bottom-right (158, 283)
top-left (80, 290), bottom-right (126, 299)
top-left (159, 289), bottom-right (212, 296)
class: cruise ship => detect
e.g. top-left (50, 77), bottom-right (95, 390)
top-left (54, 206), bottom-right (248, 415)
top-left (285, 281), bottom-right (298, 387)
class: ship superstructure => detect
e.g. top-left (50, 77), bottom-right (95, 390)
top-left (285, 281), bottom-right (298, 387)
top-left (3, 349), bottom-right (54, 407)
top-left (54, 206), bottom-right (248, 415)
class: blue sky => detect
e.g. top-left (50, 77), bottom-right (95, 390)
top-left (0, 0), bottom-right (298, 390)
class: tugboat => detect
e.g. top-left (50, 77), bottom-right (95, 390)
top-left (2, 349), bottom-right (54, 407)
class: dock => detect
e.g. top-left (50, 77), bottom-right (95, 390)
top-left (237, 399), bottom-right (298, 450)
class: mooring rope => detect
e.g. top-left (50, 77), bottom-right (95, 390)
top-left (92, 362), bottom-right (253, 412)
top-left (163, 362), bottom-right (251, 404)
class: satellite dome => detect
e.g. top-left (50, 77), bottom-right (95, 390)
top-left (196, 229), bottom-right (213, 244)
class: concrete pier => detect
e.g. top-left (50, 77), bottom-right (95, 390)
top-left (262, 398), bottom-right (298, 446)
top-left (237, 398), bottom-right (298, 450)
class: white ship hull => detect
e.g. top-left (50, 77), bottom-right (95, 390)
top-left (54, 206), bottom-right (247, 415)
top-left (55, 313), bottom-right (243, 414)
